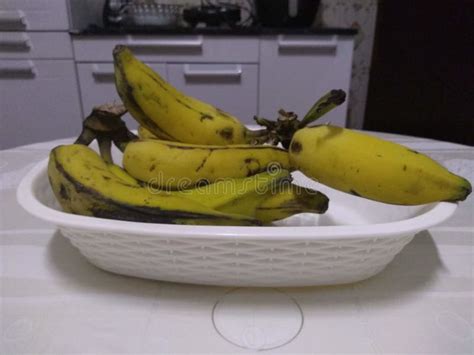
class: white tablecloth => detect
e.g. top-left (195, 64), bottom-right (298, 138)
top-left (1, 132), bottom-right (473, 354)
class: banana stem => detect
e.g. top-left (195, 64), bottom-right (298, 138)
top-left (73, 101), bottom-right (137, 160)
top-left (98, 138), bottom-right (113, 164)
top-left (253, 89), bottom-right (347, 148)
top-left (74, 128), bottom-right (96, 146)
top-left (244, 127), bottom-right (272, 145)
top-left (298, 89), bottom-right (346, 128)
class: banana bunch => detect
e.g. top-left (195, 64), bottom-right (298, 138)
top-left (47, 45), bottom-right (471, 229)
top-left (48, 144), bottom-right (328, 225)
top-left (289, 126), bottom-right (472, 205)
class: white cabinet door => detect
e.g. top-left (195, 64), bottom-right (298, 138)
top-left (167, 63), bottom-right (258, 124)
top-left (73, 36), bottom-right (259, 63)
top-left (76, 62), bottom-right (167, 130)
top-left (259, 35), bottom-right (354, 126)
top-left (0, 60), bottom-right (82, 149)
top-left (0, 0), bottom-right (69, 31)
top-left (0, 32), bottom-right (73, 59)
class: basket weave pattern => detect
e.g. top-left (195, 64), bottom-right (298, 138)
top-left (60, 227), bottom-right (414, 287)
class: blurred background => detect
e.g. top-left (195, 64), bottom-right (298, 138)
top-left (1, 0), bottom-right (472, 149)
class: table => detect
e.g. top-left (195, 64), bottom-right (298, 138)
top-left (1, 132), bottom-right (473, 354)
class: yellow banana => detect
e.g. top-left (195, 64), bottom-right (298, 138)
top-left (289, 125), bottom-right (472, 205)
top-left (108, 165), bottom-right (328, 223)
top-left (255, 184), bottom-right (329, 223)
top-left (178, 170), bottom-right (291, 209)
top-left (122, 139), bottom-right (290, 189)
top-left (114, 46), bottom-right (266, 145)
top-left (48, 144), bottom-right (260, 226)
top-left (107, 163), bottom-right (141, 185)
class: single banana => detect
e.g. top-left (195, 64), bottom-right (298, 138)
top-left (122, 139), bottom-right (290, 189)
top-left (114, 46), bottom-right (265, 145)
top-left (111, 165), bottom-right (329, 223)
top-left (289, 125), bottom-right (472, 205)
top-left (255, 184), bottom-right (329, 223)
top-left (48, 144), bottom-right (261, 226)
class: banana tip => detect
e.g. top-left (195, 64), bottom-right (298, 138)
top-left (113, 45), bottom-right (129, 59)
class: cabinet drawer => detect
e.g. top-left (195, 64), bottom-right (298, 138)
top-left (73, 35), bottom-right (259, 63)
top-left (259, 35), bottom-right (354, 126)
top-left (0, 0), bottom-right (69, 31)
top-left (0, 59), bottom-right (82, 149)
top-left (0, 32), bottom-right (73, 59)
top-left (168, 63), bottom-right (258, 124)
top-left (76, 62), bottom-right (168, 129)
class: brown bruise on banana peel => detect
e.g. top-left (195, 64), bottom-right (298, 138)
top-left (219, 127), bottom-right (234, 141)
top-left (290, 140), bottom-right (302, 154)
top-left (59, 184), bottom-right (70, 201)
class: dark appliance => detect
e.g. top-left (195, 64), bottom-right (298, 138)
top-left (183, 5), bottom-right (241, 28)
top-left (255, 0), bottom-right (320, 28)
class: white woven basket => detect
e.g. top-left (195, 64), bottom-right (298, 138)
top-left (17, 159), bottom-right (457, 287)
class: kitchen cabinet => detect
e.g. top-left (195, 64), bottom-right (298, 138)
top-left (259, 35), bottom-right (353, 126)
top-left (0, 59), bottom-right (82, 149)
top-left (0, 0), bottom-right (82, 149)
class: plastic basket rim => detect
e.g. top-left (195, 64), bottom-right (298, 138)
top-left (17, 158), bottom-right (458, 241)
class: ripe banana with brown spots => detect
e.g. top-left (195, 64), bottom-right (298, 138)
top-left (122, 139), bottom-right (290, 189)
top-left (289, 125), bottom-right (472, 205)
top-left (114, 46), bottom-right (266, 145)
top-left (48, 144), bottom-right (261, 226)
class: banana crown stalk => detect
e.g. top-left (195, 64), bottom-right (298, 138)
top-left (289, 125), bottom-right (472, 205)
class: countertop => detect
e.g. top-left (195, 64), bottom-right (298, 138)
top-left (70, 25), bottom-right (358, 36)
top-left (1, 132), bottom-right (473, 354)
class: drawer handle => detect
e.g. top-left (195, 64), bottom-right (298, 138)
top-left (126, 35), bottom-right (203, 49)
top-left (277, 35), bottom-right (337, 50)
top-left (183, 64), bottom-right (242, 78)
top-left (0, 32), bottom-right (31, 49)
top-left (0, 10), bottom-right (27, 29)
top-left (91, 64), bottom-right (115, 79)
top-left (0, 60), bottom-right (36, 76)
